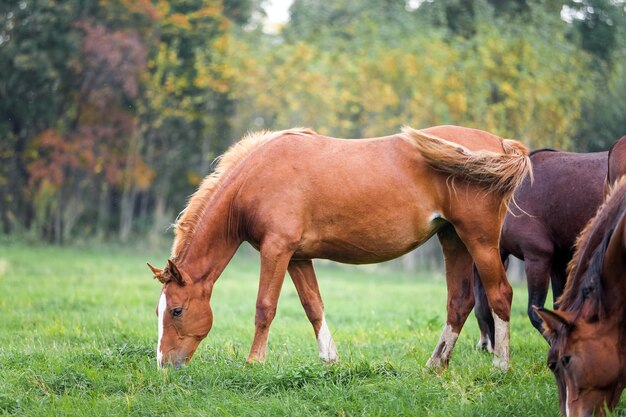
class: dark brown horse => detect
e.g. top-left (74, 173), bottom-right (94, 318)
top-left (537, 176), bottom-right (626, 417)
top-left (474, 150), bottom-right (607, 350)
top-left (147, 125), bottom-right (531, 370)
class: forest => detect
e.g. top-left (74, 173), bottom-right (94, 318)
top-left (1, 0), bottom-right (625, 244)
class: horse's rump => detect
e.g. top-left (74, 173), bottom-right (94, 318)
top-left (401, 126), bottom-right (531, 205)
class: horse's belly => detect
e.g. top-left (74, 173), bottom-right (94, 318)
top-left (294, 223), bottom-right (438, 264)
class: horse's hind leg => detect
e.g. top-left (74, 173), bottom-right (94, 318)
top-left (427, 225), bottom-right (475, 368)
top-left (246, 240), bottom-right (293, 364)
top-left (473, 266), bottom-right (494, 352)
top-left (474, 251), bottom-right (508, 352)
top-left (288, 260), bottom-right (338, 363)
top-left (463, 239), bottom-right (512, 370)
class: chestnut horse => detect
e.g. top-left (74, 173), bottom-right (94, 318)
top-left (147, 125), bottom-right (531, 370)
top-left (474, 149), bottom-right (607, 350)
top-left (537, 176), bottom-right (626, 417)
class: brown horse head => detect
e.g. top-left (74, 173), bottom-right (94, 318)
top-left (536, 181), bottom-right (626, 417)
top-left (148, 260), bottom-right (214, 368)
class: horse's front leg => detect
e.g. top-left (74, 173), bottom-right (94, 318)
top-left (427, 225), bottom-right (475, 368)
top-left (288, 260), bottom-right (338, 363)
top-left (246, 239), bottom-right (293, 364)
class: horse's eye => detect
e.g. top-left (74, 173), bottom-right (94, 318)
top-left (171, 307), bottom-right (184, 318)
top-left (560, 356), bottom-right (571, 369)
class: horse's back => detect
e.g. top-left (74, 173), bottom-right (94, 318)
top-left (423, 125), bottom-right (505, 153)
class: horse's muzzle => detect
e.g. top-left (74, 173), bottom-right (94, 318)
top-left (157, 350), bottom-right (187, 369)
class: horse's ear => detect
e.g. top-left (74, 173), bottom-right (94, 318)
top-left (534, 306), bottom-right (572, 338)
top-left (167, 259), bottom-right (186, 286)
top-left (147, 262), bottom-right (168, 284)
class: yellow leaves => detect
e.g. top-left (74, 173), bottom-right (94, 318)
top-left (187, 172), bottom-right (202, 187)
top-left (170, 13), bottom-right (191, 30)
top-left (225, 19), bottom-right (592, 150)
top-left (445, 92), bottom-right (467, 116)
top-left (133, 162), bottom-right (155, 190)
top-left (155, 0), bottom-right (170, 18)
top-left (212, 34), bottom-right (230, 54)
top-left (499, 82), bottom-right (515, 100)
top-left (194, 4), bottom-right (223, 19)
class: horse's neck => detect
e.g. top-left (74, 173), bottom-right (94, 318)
top-left (175, 198), bottom-right (242, 284)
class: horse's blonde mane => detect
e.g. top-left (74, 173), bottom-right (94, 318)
top-left (171, 127), bottom-right (316, 259)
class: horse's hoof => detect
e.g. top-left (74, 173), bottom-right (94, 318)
top-left (426, 356), bottom-right (448, 369)
top-left (320, 355), bottom-right (339, 364)
top-left (492, 356), bottom-right (509, 371)
top-left (245, 356), bottom-right (266, 366)
top-left (476, 339), bottom-right (494, 353)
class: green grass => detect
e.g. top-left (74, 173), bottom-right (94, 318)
top-left (0, 241), bottom-right (624, 416)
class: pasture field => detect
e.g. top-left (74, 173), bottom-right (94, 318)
top-left (0, 241), bottom-right (624, 417)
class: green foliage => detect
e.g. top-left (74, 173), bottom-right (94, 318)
top-left (1, 0), bottom-right (625, 242)
top-left (230, 5), bottom-right (591, 149)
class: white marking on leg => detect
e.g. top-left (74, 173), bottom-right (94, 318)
top-left (157, 291), bottom-right (167, 367)
top-left (426, 324), bottom-right (459, 368)
top-left (317, 317), bottom-right (338, 362)
top-left (476, 330), bottom-right (494, 353)
top-left (492, 310), bottom-right (510, 370)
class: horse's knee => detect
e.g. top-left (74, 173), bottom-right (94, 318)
top-left (255, 303), bottom-right (277, 329)
top-left (447, 297), bottom-right (474, 328)
top-left (486, 291), bottom-right (511, 321)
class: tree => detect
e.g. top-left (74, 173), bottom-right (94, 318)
top-left (0, 0), bottom-right (87, 234)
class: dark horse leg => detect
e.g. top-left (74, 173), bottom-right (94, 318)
top-left (287, 260), bottom-right (338, 362)
top-left (427, 225), bottom-right (475, 368)
top-left (550, 256), bottom-right (568, 308)
top-left (473, 251), bottom-right (509, 352)
top-left (525, 255), bottom-right (553, 340)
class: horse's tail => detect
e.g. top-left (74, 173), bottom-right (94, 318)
top-left (401, 127), bottom-right (532, 200)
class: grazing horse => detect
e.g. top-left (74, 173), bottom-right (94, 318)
top-left (147, 125), bottom-right (531, 370)
top-left (536, 176), bottom-right (626, 417)
top-left (607, 135), bottom-right (626, 190)
top-left (474, 150), bottom-right (607, 350)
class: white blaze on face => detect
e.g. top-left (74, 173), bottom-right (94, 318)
top-left (565, 385), bottom-right (570, 417)
top-left (157, 290), bottom-right (167, 367)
